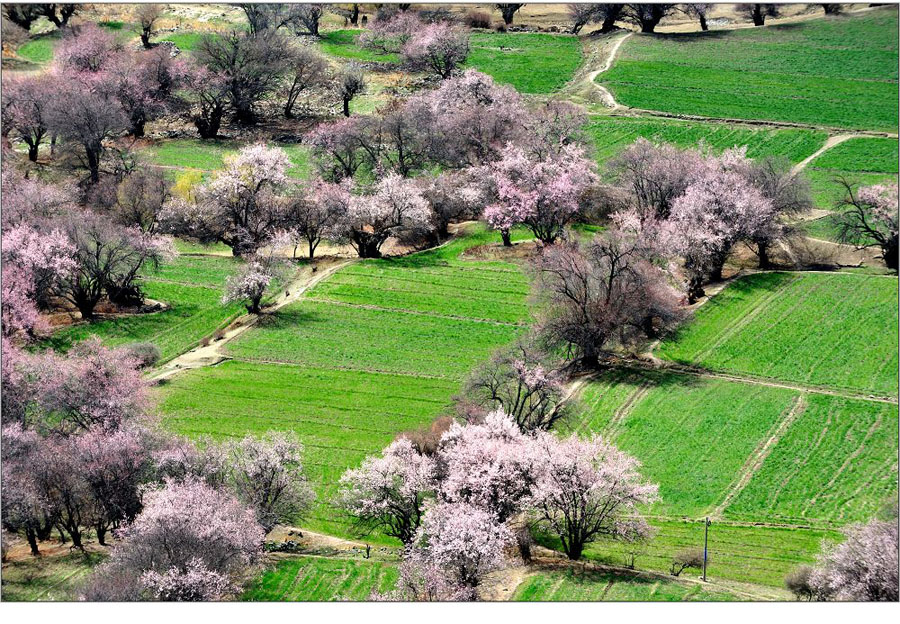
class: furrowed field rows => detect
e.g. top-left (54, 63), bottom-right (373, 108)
top-left (725, 394), bottom-right (899, 524)
top-left (587, 117), bottom-right (827, 167)
top-left (158, 361), bottom-right (458, 537)
top-left (580, 371), bottom-right (799, 517)
top-left (242, 557), bottom-right (399, 601)
top-left (658, 272), bottom-right (899, 396)
top-left (514, 568), bottom-right (739, 601)
top-left (573, 520), bottom-right (842, 588)
top-left (576, 370), bottom-right (898, 524)
top-left (224, 301), bottom-right (524, 378)
top-left (599, 9), bottom-right (899, 130)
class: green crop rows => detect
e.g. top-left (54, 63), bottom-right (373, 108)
top-left (514, 567), bottom-right (739, 601)
top-left (600, 9), bottom-right (899, 131)
top-left (587, 117), bottom-right (827, 167)
top-left (157, 225), bottom-right (531, 537)
top-left (658, 272), bottom-right (899, 396)
top-left (242, 556), bottom-right (398, 601)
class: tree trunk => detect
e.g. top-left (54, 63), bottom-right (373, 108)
top-left (196, 109), bottom-right (223, 139)
top-left (27, 143), bottom-right (39, 162)
top-left (642, 315), bottom-right (658, 339)
top-left (68, 527), bottom-right (83, 550)
top-left (141, 30), bottom-right (152, 48)
top-left (500, 229), bottom-right (512, 247)
top-left (640, 18), bottom-right (659, 33)
top-left (343, 97), bottom-right (351, 117)
top-left (350, 4), bottom-right (359, 25)
top-left (86, 146), bottom-right (101, 184)
top-left (25, 528), bottom-right (40, 557)
top-left (77, 298), bottom-right (97, 321)
top-left (247, 298), bottom-right (262, 314)
top-left (752, 6), bottom-right (765, 26)
top-left (687, 276), bottom-right (705, 304)
top-left (757, 241), bottom-right (772, 269)
top-left (96, 524), bottom-right (107, 546)
top-left (234, 104), bottom-right (256, 126)
top-left (699, 15), bottom-right (708, 31)
top-left (308, 239), bottom-right (317, 260)
top-left (565, 540), bottom-right (584, 561)
top-left (883, 236), bottom-right (898, 271)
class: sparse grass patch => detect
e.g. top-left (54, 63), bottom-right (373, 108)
top-left (1, 551), bottom-right (104, 601)
top-left (318, 29), bottom-right (401, 63)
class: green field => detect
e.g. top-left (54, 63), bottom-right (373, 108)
top-left (157, 226), bottom-right (531, 537)
top-left (514, 567), bottom-right (739, 601)
top-left (144, 140), bottom-right (311, 179)
top-left (317, 29), bottom-right (401, 63)
top-left (658, 272), bottom-right (899, 396)
top-left (587, 117), bottom-right (827, 167)
top-left (243, 556), bottom-right (398, 601)
top-left (159, 32), bottom-right (208, 52)
top-left (600, 9), bottom-right (899, 130)
top-left (466, 32), bottom-right (582, 93)
top-left (47, 255), bottom-right (248, 363)
top-left (726, 393), bottom-right (899, 525)
top-left (15, 33), bottom-right (60, 64)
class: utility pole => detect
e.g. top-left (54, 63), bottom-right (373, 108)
top-left (702, 517), bottom-right (711, 582)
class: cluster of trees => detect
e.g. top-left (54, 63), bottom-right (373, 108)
top-left (786, 505), bottom-right (898, 601)
top-left (1, 168), bottom-right (175, 325)
top-left (1, 291), bottom-right (313, 599)
top-left (1, 23), bottom-right (189, 181)
top-left (339, 410), bottom-right (657, 598)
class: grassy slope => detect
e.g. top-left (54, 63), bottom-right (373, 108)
top-left (46, 256), bottom-right (247, 363)
top-left (144, 140), bottom-right (311, 179)
top-left (466, 32), bottom-right (582, 94)
top-left (514, 567), bottom-right (739, 601)
top-left (658, 272), bottom-right (899, 396)
top-left (242, 557), bottom-right (398, 601)
top-left (317, 29), bottom-right (401, 63)
top-left (157, 226), bottom-right (532, 537)
top-left (586, 117), bottom-right (827, 168)
top-left (600, 9), bottom-right (899, 130)
top-left (1, 552), bottom-right (105, 601)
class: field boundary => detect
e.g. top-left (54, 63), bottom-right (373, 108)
top-left (712, 395), bottom-right (808, 519)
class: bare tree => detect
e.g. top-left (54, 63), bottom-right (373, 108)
top-left (290, 4), bottom-right (330, 37)
top-left (337, 64), bottom-right (366, 117)
top-left (282, 46), bottom-right (330, 119)
top-left (822, 4), bottom-right (844, 15)
top-left (670, 548), bottom-right (705, 576)
top-left (621, 4), bottom-right (676, 32)
top-left (136, 4), bottom-right (164, 49)
top-left (785, 566), bottom-right (816, 601)
top-left (834, 179), bottom-right (898, 271)
top-left (681, 3), bottom-right (711, 31)
top-left (568, 4), bottom-right (624, 35)
top-left (737, 4), bottom-right (781, 26)
top-left (194, 30), bottom-right (292, 125)
top-left (495, 4), bottom-right (525, 25)
top-left (459, 339), bottom-right (568, 432)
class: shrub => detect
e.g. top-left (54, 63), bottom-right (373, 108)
top-left (670, 547), bottom-right (705, 577)
top-left (124, 342), bottom-right (162, 369)
top-left (785, 565), bottom-right (816, 601)
top-left (465, 11), bottom-right (492, 29)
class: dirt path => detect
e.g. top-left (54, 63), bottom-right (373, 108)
top-left (791, 133), bottom-right (857, 174)
top-left (584, 32), bottom-right (633, 109)
top-left (149, 259), bottom-right (354, 382)
top-left (712, 396), bottom-right (808, 518)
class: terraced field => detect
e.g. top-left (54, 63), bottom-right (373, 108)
top-left (242, 557), bottom-right (398, 601)
top-left (658, 272), bottom-right (899, 396)
top-left (157, 226), bottom-right (532, 537)
top-left (47, 255), bottom-right (248, 363)
top-left (514, 567), bottom-right (739, 601)
top-left (600, 8), bottom-right (899, 130)
top-left (466, 32), bottom-right (582, 93)
top-left (587, 117), bottom-right (827, 167)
